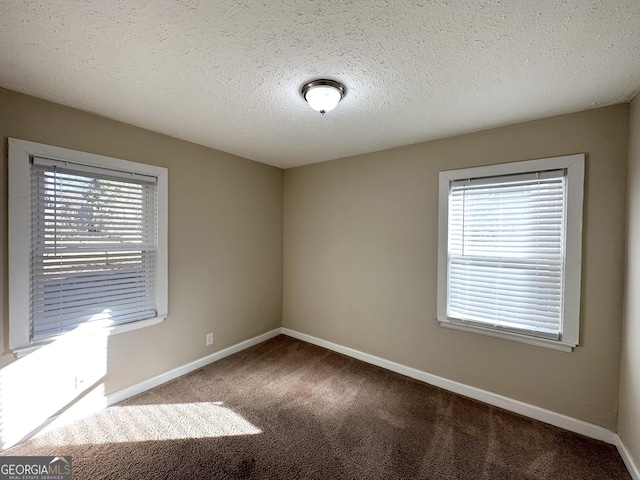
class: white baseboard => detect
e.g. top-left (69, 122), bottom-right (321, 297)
top-left (281, 328), bottom-right (616, 444)
top-left (616, 435), bottom-right (640, 480)
top-left (106, 328), bottom-right (282, 406)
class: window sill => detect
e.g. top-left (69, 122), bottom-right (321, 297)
top-left (439, 318), bottom-right (575, 353)
top-left (11, 316), bottom-right (166, 358)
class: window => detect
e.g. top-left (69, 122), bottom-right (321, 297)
top-left (9, 139), bottom-right (168, 354)
top-left (437, 154), bottom-right (584, 352)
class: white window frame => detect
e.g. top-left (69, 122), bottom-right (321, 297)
top-left (9, 138), bottom-right (169, 356)
top-left (437, 154), bottom-right (584, 352)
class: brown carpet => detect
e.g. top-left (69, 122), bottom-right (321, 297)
top-left (2, 335), bottom-right (631, 479)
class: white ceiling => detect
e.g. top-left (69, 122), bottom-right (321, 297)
top-left (1, 1), bottom-right (639, 169)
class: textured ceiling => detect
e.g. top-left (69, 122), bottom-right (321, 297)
top-left (1, 1), bottom-right (639, 169)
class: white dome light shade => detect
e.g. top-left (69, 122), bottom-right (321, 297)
top-left (305, 86), bottom-right (341, 113)
top-left (301, 80), bottom-right (345, 114)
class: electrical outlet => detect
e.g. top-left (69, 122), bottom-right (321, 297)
top-left (75, 374), bottom-right (86, 391)
top-left (206, 333), bottom-right (214, 346)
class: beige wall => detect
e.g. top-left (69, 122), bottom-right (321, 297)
top-left (283, 105), bottom-right (629, 430)
top-left (0, 88), bottom-right (284, 393)
top-left (620, 94), bottom-right (640, 466)
top-left (0, 86), bottom-right (632, 444)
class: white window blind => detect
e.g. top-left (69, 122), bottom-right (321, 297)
top-left (447, 169), bottom-right (566, 339)
top-left (30, 156), bottom-right (159, 342)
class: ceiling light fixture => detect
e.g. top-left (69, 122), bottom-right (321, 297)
top-left (301, 79), bottom-right (346, 115)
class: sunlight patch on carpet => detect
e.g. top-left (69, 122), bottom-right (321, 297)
top-left (38, 402), bottom-right (262, 445)
top-left (0, 332), bottom-right (108, 450)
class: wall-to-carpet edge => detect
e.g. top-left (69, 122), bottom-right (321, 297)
top-left (11, 327), bottom-right (638, 479)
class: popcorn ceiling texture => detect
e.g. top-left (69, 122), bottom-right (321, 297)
top-left (0, 0), bottom-right (639, 168)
